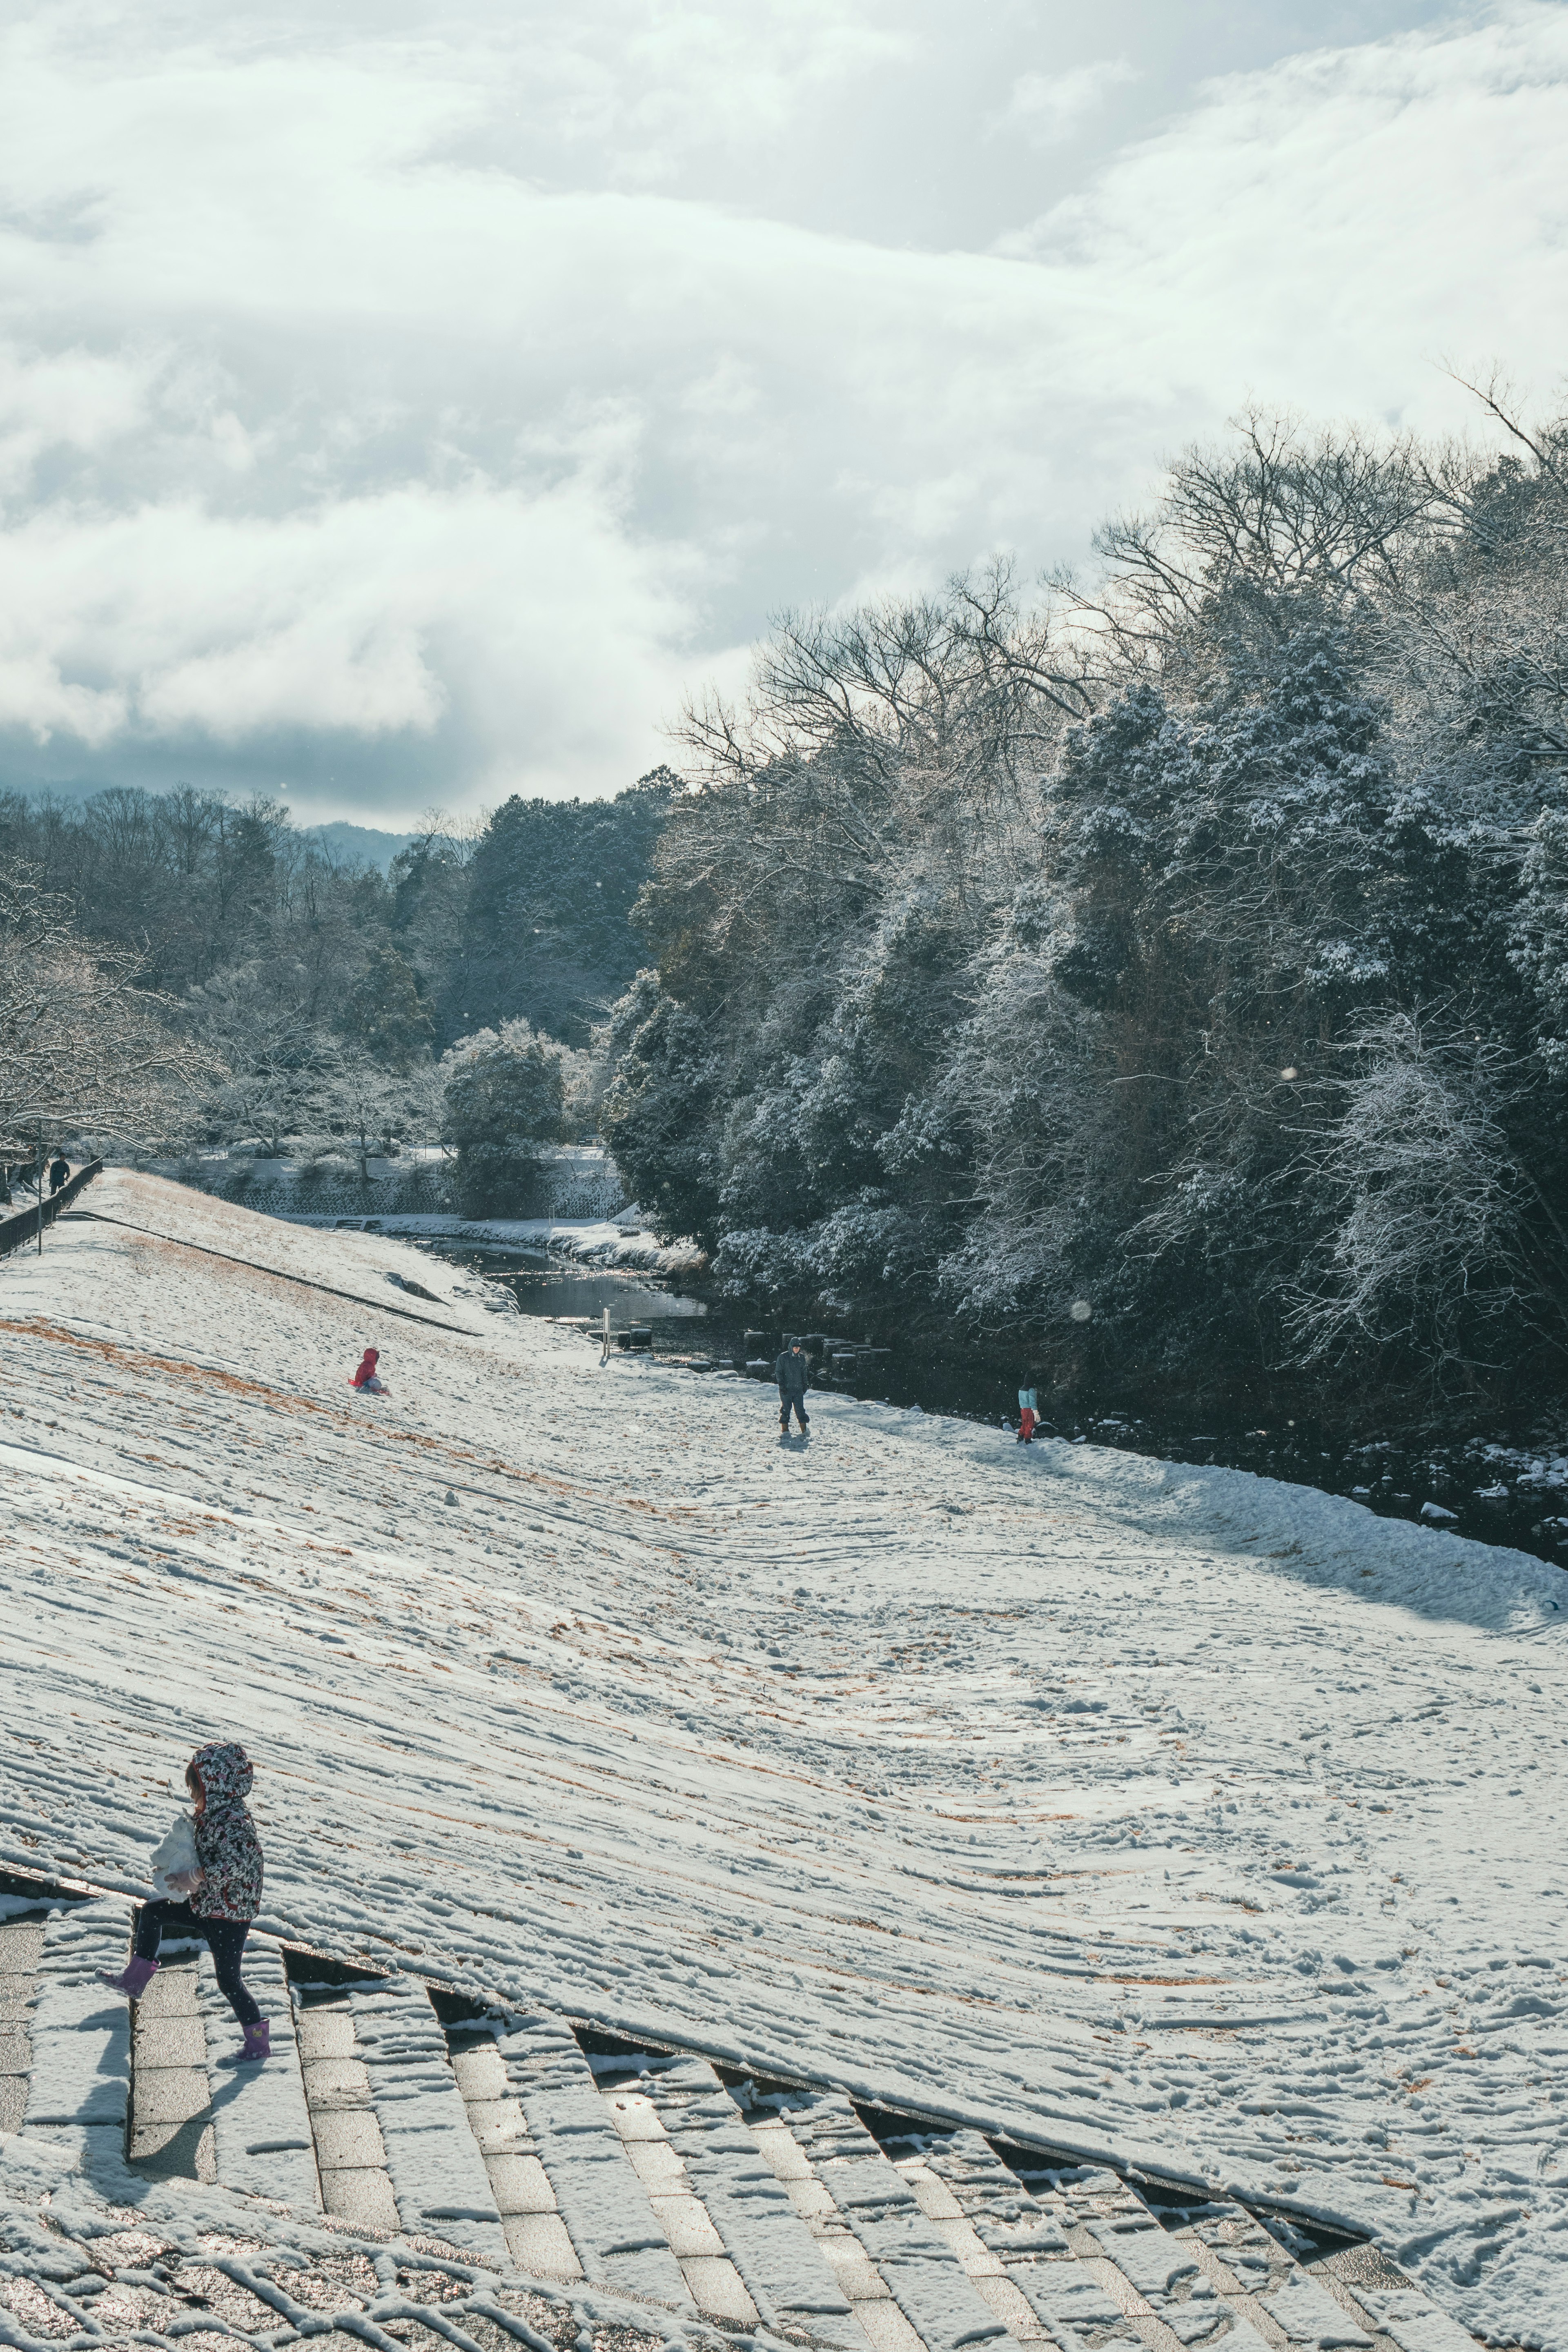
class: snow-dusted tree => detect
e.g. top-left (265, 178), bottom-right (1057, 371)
top-left (0, 863), bottom-right (215, 1152)
top-left (602, 392), bottom-right (1568, 1424)
top-left (1061, 408), bottom-right (1436, 686)
top-left (440, 1020), bottom-right (568, 1215)
top-left (186, 963), bottom-right (335, 1154)
top-left (1285, 1010), bottom-right (1531, 1376)
top-left (328, 1045), bottom-right (406, 1183)
top-left (606, 565), bottom-right (1076, 1293)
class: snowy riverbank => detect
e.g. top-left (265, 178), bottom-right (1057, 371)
top-left (279, 1206), bottom-right (706, 1274)
top-left (2, 1173), bottom-right (1565, 2341)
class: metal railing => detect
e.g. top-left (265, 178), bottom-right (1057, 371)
top-left (0, 1158), bottom-right (103, 1259)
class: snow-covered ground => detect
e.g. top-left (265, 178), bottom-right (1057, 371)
top-left (2, 1172), bottom-right (1565, 2344)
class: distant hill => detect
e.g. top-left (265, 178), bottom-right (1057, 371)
top-left (0, 773), bottom-right (417, 875)
top-left (304, 820), bottom-right (419, 872)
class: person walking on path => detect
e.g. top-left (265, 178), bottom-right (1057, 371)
top-left (48, 1153), bottom-right (69, 1196)
top-left (775, 1335), bottom-right (811, 1435)
top-left (350, 1346), bottom-right (388, 1395)
top-left (1017, 1380), bottom-right (1039, 1443)
top-left (100, 1741), bottom-right (269, 2062)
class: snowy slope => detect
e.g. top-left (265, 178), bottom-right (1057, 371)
top-left (1, 1172), bottom-right (1565, 2344)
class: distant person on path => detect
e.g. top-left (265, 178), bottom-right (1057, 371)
top-left (1017, 1381), bottom-right (1039, 1443)
top-left (775, 1336), bottom-right (811, 1435)
top-left (350, 1346), bottom-right (388, 1395)
top-left (100, 1741), bottom-right (269, 2062)
top-left (48, 1154), bottom-right (69, 1195)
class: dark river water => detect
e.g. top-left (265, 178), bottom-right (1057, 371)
top-left (415, 1238), bottom-right (1568, 1575)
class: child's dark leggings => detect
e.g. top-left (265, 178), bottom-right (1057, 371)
top-left (134, 1898), bottom-right (261, 2025)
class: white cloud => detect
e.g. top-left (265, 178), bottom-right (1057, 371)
top-left (0, 392), bottom-right (702, 793)
top-left (0, 344), bottom-right (156, 495)
top-left (1002, 60), bottom-right (1138, 147)
top-left (0, 2), bottom-right (1564, 820)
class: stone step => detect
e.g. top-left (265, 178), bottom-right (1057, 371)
top-left (192, 1931), bottom-right (318, 2210)
top-left (347, 1976), bottom-right (510, 2267)
top-left (595, 2048), bottom-right (862, 2342)
top-left (0, 1878), bottom-right (1489, 2352)
top-left (999, 2147), bottom-right (1401, 2352)
top-left (0, 1913), bottom-right (47, 2136)
top-left (888, 2127), bottom-right (1137, 2348)
top-left (488, 2009), bottom-right (695, 2313)
top-left (21, 1898), bottom-right (133, 2142)
top-left (748, 2089), bottom-right (1012, 2352)
top-left (129, 1944), bottom-right (215, 2180)
top-left (292, 1982), bottom-right (402, 2235)
top-left (449, 2025), bottom-right (586, 2281)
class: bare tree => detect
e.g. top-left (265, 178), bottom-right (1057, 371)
top-left (677, 558), bottom-right (1092, 787)
top-left (1061, 409), bottom-right (1438, 682)
top-left (0, 863), bottom-right (216, 1151)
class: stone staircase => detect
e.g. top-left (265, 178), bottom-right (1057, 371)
top-left (0, 1891), bottom-right (1492, 2352)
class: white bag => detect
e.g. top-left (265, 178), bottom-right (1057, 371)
top-left (149, 1813), bottom-right (199, 1896)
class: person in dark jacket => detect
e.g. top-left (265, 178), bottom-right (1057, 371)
top-left (775, 1336), bottom-right (811, 1434)
top-left (48, 1154), bottom-right (69, 1194)
top-left (100, 1741), bottom-right (270, 2063)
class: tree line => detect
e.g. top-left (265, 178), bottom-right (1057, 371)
top-left (0, 775), bottom-right (673, 1211)
top-left (603, 389), bottom-right (1568, 1427)
top-left (9, 384), bottom-right (1568, 1431)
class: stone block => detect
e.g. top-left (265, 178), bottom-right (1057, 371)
top-left (905, 2172), bottom-right (964, 2222)
top-left (302, 2057), bottom-right (372, 2104)
top-left (817, 2239), bottom-right (889, 2299)
top-left (295, 2006), bottom-right (357, 2061)
top-left (968, 2272), bottom-right (1044, 2333)
top-left (786, 2177), bottom-right (839, 2221)
top-left (502, 2212), bottom-right (583, 2281)
top-left (649, 2194), bottom-right (725, 2256)
top-left (135, 2015), bottom-right (206, 2069)
top-left (461, 2096), bottom-right (527, 2150)
top-left (321, 2166), bottom-right (400, 2234)
top-left (131, 2115), bottom-right (218, 2183)
top-left (311, 2108), bottom-right (388, 2170)
top-left (142, 1964), bottom-right (201, 2018)
top-left (484, 2154), bottom-right (557, 2215)
top-left (604, 2090), bottom-right (666, 2142)
top-left (851, 2298), bottom-right (927, 2352)
top-left (132, 2069), bottom-right (212, 2125)
top-left (752, 2125), bottom-right (813, 2183)
top-left (452, 2045), bottom-right (508, 2100)
top-left (626, 2139), bottom-right (687, 2190)
top-left (678, 2256), bottom-right (759, 2326)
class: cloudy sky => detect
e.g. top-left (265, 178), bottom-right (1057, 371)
top-left (1, 0), bottom-right (1566, 825)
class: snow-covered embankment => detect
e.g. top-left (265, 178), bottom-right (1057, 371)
top-left (2, 1173), bottom-right (1564, 2341)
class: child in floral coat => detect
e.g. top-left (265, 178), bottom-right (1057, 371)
top-left (102, 1740), bottom-right (269, 2062)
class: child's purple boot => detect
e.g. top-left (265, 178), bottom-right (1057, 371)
top-left (238, 2019), bottom-right (270, 2063)
top-left (99, 1957), bottom-right (158, 2000)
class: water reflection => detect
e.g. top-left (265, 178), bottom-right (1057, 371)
top-left (416, 1242), bottom-right (732, 1355)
